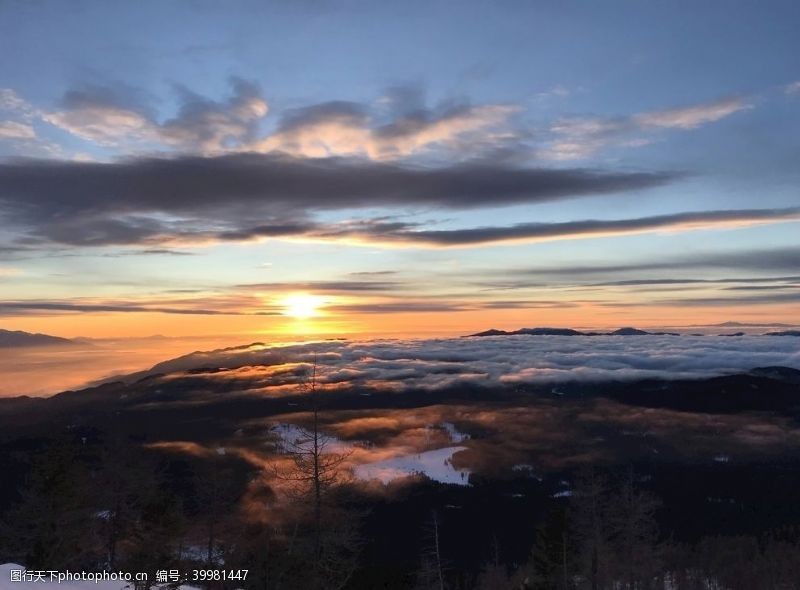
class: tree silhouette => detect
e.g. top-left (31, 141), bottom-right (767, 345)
top-left (415, 510), bottom-right (448, 590)
top-left (271, 354), bottom-right (360, 590)
top-left (2, 440), bottom-right (98, 570)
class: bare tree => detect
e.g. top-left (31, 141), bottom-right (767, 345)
top-left (1, 440), bottom-right (100, 570)
top-left (193, 450), bottom-right (239, 567)
top-left (525, 506), bottom-right (571, 590)
top-left (415, 510), bottom-right (447, 590)
top-left (569, 468), bottom-right (613, 590)
top-left (606, 469), bottom-right (661, 589)
top-left (475, 535), bottom-right (514, 590)
top-left (271, 354), bottom-right (359, 590)
top-left (95, 432), bottom-right (155, 570)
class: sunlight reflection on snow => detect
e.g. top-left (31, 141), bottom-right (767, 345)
top-left (354, 446), bottom-right (471, 486)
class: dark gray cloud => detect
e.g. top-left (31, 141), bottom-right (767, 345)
top-left (654, 291), bottom-right (800, 307)
top-left (328, 301), bottom-right (469, 314)
top-left (348, 270), bottom-right (398, 277)
top-left (0, 152), bottom-right (675, 248)
top-left (32, 203), bottom-right (792, 250)
top-left (235, 280), bottom-right (403, 293)
top-left (0, 300), bottom-right (280, 316)
top-left (0, 153), bottom-right (670, 216)
top-left (723, 285), bottom-right (800, 291)
top-left (118, 248), bottom-right (197, 257)
top-left (344, 208), bottom-right (800, 247)
top-left (512, 247), bottom-right (800, 278)
top-left (326, 298), bottom-right (578, 314)
top-left (587, 276), bottom-right (800, 287)
top-left (477, 300), bottom-right (578, 309)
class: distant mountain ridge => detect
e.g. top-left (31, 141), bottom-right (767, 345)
top-left (0, 329), bottom-right (77, 347)
top-left (467, 326), bottom-right (680, 337)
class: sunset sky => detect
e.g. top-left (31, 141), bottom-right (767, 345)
top-left (1, 0), bottom-right (799, 340)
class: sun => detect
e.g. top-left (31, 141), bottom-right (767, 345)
top-left (283, 293), bottom-right (325, 319)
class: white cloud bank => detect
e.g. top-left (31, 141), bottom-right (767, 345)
top-left (139, 334), bottom-right (800, 391)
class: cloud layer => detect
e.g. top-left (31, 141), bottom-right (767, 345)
top-left (134, 335), bottom-right (800, 391)
top-left (0, 153), bottom-right (674, 248)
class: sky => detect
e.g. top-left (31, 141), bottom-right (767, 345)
top-left (1, 0), bottom-right (799, 340)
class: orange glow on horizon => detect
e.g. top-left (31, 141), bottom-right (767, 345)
top-left (1, 301), bottom-right (797, 341)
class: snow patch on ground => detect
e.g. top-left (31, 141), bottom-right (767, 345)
top-left (355, 446), bottom-right (471, 486)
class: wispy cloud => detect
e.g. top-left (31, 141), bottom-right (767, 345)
top-left (235, 280), bottom-right (404, 293)
top-left (785, 81), bottom-right (800, 95)
top-left (323, 207), bottom-right (800, 248)
top-left (544, 96), bottom-right (752, 160)
top-left (633, 97), bottom-right (752, 130)
top-left (0, 121), bottom-right (35, 139)
top-left (508, 246), bottom-right (800, 279)
top-left (0, 89), bottom-right (61, 155)
top-left (0, 293), bottom-right (282, 316)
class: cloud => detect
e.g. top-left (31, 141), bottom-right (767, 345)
top-left (0, 153), bottom-right (673, 248)
top-left (0, 121), bottom-right (35, 140)
top-left (586, 276), bottom-right (800, 288)
top-left (329, 207), bottom-right (800, 247)
top-left (43, 88), bottom-right (155, 145)
top-left (236, 280), bottom-right (403, 293)
top-left (476, 299), bottom-right (576, 309)
top-left (651, 291), bottom-right (800, 307)
top-left (0, 82), bottom-right (766, 165)
top-left (508, 246), bottom-right (800, 279)
top-left (0, 289), bottom-right (290, 316)
top-left (534, 85), bottom-right (571, 101)
top-left (0, 89), bottom-right (62, 155)
top-left (0, 88), bottom-right (37, 121)
top-left (328, 301), bottom-right (469, 314)
top-left (42, 78), bottom-right (269, 152)
top-left (785, 81), bottom-right (800, 95)
top-left (348, 270), bottom-right (398, 277)
top-left (632, 97), bottom-right (752, 130)
top-left (545, 96), bottom-right (752, 160)
top-left (0, 300), bottom-right (262, 316)
top-left (252, 99), bottom-right (519, 160)
top-left (127, 335), bottom-right (800, 390)
top-left (0, 149), bottom-right (793, 251)
top-left (35, 80), bottom-right (517, 160)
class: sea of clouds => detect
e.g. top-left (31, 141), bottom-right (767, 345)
top-left (138, 334), bottom-right (800, 391)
